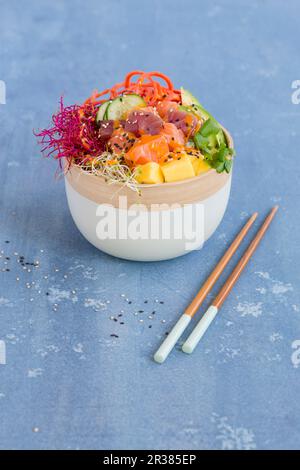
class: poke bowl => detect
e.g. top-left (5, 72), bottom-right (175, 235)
top-left (36, 71), bottom-right (235, 261)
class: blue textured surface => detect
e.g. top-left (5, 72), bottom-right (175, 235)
top-left (0, 0), bottom-right (300, 450)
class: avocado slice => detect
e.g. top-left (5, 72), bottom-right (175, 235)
top-left (181, 88), bottom-right (233, 173)
top-left (181, 87), bottom-right (213, 122)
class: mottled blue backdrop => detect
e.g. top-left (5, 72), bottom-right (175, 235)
top-left (0, 0), bottom-right (299, 450)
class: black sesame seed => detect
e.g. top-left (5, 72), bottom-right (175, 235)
top-left (148, 325), bottom-right (152, 329)
top-left (5, 241), bottom-right (9, 243)
top-left (46, 292), bottom-right (49, 296)
top-left (159, 301), bottom-right (164, 304)
top-left (138, 310), bottom-right (144, 313)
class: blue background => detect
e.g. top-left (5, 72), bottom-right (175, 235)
top-left (0, 0), bottom-right (300, 450)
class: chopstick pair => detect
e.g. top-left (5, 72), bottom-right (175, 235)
top-left (154, 206), bottom-right (278, 364)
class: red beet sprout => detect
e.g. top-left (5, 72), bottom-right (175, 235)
top-left (35, 97), bottom-right (106, 171)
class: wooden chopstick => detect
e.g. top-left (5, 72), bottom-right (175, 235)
top-left (185, 212), bottom-right (258, 318)
top-left (153, 212), bottom-right (258, 364)
top-left (182, 206), bottom-right (278, 354)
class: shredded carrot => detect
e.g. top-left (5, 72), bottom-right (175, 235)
top-left (84, 70), bottom-right (181, 108)
top-left (124, 70), bottom-right (146, 88)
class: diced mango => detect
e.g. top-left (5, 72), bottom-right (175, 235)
top-left (188, 155), bottom-right (211, 175)
top-left (196, 159), bottom-right (211, 175)
top-left (161, 156), bottom-right (195, 183)
top-left (135, 162), bottom-right (164, 184)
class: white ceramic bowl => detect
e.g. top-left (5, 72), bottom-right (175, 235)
top-left (65, 129), bottom-right (233, 261)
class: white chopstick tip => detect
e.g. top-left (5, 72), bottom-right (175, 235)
top-left (181, 305), bottom-right (218, 355)
top-left (153, 313), bottom-right (191, 364)
top-left (153, 352), bottom-right (166, 364)
top-left (181, 343), bottom-right (194, 354)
